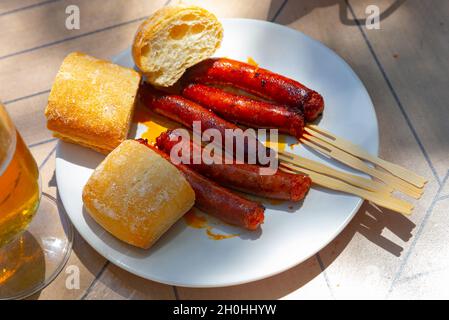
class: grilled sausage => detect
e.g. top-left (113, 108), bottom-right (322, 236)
top-left (139, 83), bottom-right (272, 164)
top-left (183, 83), bottom-right (305, 139)
top-left (183, 57), bottom-right (324, 122)
top-left (156, 130), bottom-right (312, 202)
top-left (136, 139), bottom-right (265, 230)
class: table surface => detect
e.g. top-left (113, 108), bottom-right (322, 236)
top-left (1, 0), bottom-right (448, 300)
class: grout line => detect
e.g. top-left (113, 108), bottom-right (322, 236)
top-left (0, 16), bottom-right (148, 61)
top-left (0, 0), bottom-right (62, 18)
top-left (270, 0), bottom-right (289, 22)
top-left (76, 1), bottom-right (173, 300)
top-left (394, 265), bottom-right (449, 287)
top-left (1, 2), bottom-right (173, 105)
top-left (2, 1), bottom-right (173, 104)
top-left (38, 145), bottom-right (56, 169)
top-left (315, 253), bottom-right (335, 299)
top-left (0, 0), bottom-right (173, 61)
top-left (3, 89), bottom-right (50, 105)
top-left (387, 170), bottom-right (449, 297)
top-left (29, 138), bottom-right (57, 149)
top-left (172, 286), bottom-right (180, 300)
top-left (346, 0), bottom-right (448, 296)
top-left (80, 261), bottom-right (110, 300)
top-left (437, 194), bottom-right (449, 202)
top-left (345, 0), bottom-right (440, 185)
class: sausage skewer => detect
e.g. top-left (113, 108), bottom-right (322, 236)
top-left (139, 84), bottom-right (271, 163)
top-left (183, 57), bottom-right (324, 122)
top-left (136, 139), bottom-right (265, 230)
top-left (156, 130), bottom-right (311, 202)
top-left (182, 84), bottom-right (305, 139)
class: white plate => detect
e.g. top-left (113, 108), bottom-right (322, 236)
top-left (56, 19), bottom-right (378, 287)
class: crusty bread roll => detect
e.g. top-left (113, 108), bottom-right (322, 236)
top-left (132, 5), bottom-right (223, 87)
top-left (82, 140), bottom-right (195, 249)
top-left (45, 52), bottom-right (141, 154)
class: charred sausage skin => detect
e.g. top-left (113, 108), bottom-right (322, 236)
top-left (183, 57), bottom-right (324, 122)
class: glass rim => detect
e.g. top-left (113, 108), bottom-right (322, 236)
top-left (0, 103), bottom-right (17, 176)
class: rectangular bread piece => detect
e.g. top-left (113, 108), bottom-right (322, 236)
top-left (82, 140), bottom-right (195, 249)
top-left (45, 52), bottom-right (141, 153)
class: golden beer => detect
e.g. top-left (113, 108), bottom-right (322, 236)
top-left (0, 103), bottom-right (72, 299)
top-left (0, 133), bottom-right (40, 247)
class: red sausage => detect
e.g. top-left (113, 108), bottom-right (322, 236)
top-left (183, 58), bottom-right (324, 122)
top-left (156, 130), bottom-right (312, 202)
top-left (182, 84), bottom-right (305, 139)
top-left (139, 84), bottom-right (271, 163)
top-left (136, 139), bottom-right (265, 230)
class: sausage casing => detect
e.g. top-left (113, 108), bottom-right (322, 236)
top-left (139, 84), bottom-right (271, 163)
top-left (183, 57), bottom-right (324, 122)
top-left (183, 83), bottom-right (305, 139)
top-left (136, 139), bottom-right (265, 230)
top-left (156, 130), bottom-right (312, 202)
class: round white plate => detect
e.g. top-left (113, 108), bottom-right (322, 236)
top-left (56, 19), bottom-right (378, 287)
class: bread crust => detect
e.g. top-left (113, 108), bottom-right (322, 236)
top-left (45, 52), bottom-right (141, 153)
top-left (82, 140), bottom-right (195, 249)
top-left (132, 5), bottom-right (223, 87)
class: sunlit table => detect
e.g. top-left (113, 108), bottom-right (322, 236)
top-left (1, 0), bottom-right (448, 299)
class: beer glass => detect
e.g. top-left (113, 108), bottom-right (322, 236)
top-left (0, 103), bottom-right (73, 299)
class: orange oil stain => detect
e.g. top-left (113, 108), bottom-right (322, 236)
top-left (265, 134), bottom-right (287, 153)
top-left (184, 210), bottom-right (207, 229)
top-left (133, 107), bottom-right (179, 144)
top-left (206, 227), bottom-right (237, 240)
top-left (184, 209), bottom-right (238, 240)
top-left (288, 140), bottom-right (300, 148)
top-left (247, 57), bottom-right (259, 67)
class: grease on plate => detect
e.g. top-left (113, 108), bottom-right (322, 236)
top-left (265, 133), bottom-right (288, 152)
top-left (184, 209), bottom-right (207, 229)
top-left (247, 57), bottom-right (259, 67)
top-left (184, 209), bottom-right (238, 240)
top-left (133, 107), bottom-right (178, 144)
top-left (288, 140), bottom-right (300, 148)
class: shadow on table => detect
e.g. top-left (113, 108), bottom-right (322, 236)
top-left (274, 0), bottom-right (407, 26)
top-left (48, 172), bottom-right (111, 296)
top-left (36, 0), bottom-right (412, 299)
top-left (46, 164), bottom-right (416, 300)
top-left (170, 201), bottom-right (415, 299)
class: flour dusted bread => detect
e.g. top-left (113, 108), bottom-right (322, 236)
top-left (45, 52), bottom-right (141, 153)
top-left (132, 5), bottom-right (223, 87)
top-left (82, 140), bottom-right (195, 249)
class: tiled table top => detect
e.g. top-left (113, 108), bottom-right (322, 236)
top-left (1, 0), bottom-right (448, 300)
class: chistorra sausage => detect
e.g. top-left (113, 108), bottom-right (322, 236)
top-left (182, 58), bottom-right (324, 122)
top-left (136, 139), bottom-right (264, 230)
top-left (182, 83), bottom-right (305, 139)
top-left (156, 130), bottom-right (312, 202)
top-left (139, 83), bottom-right (271, 163)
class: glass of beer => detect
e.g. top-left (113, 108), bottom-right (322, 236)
top-left (0, 103), bottom-right (73, 300)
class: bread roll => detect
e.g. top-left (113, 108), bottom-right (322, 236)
top-left (45, 52), bottom-right (141, 154)
top-left (132, 5), bottom-right (223, 87)
top-left (82, 140), bottom-right (195, 249)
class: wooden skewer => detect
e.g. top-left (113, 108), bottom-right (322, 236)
top-left (277, 152), bottom-right (393, 194)
top-left (280, 166), bottom-right (414, 215)
top-left (300, 134), bottom-right (423, 199)
top-left (306, 125), bottom-right (427, 188)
